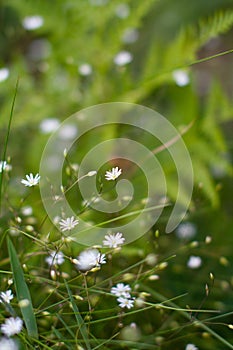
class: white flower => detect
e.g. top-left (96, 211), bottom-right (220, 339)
top-left (39, 118), bottom-right (60, 134)
top-left (114, 51), bottom-right (133, 66)
top-left (0, 290), bottom-right (14, 304)
top-left (0, 161), bottom-right (8, 173)
top-left (22, 15), bottom-right (44, 30)
top-left (185, 344), bottom-right (198, 350)
top-left (103, 232), bottom-right (125, 248)
top-left (187, 256), bottom-right (202, 269)
top-left (115, 3), bottom-right (130, 19)
top-left (45, 251), bottom-right (65, 266)
top-left (0, 68), bottom-right (9, 83)
top-left (75, 248), bottom-right (106, 273)
top-left (21, 206), bottom-right (33, 216)
top-left (172, 69), bottom-right (190, 87)
top-left (105, 166), bottom-right (122, 181)
top-left (78, 63), bottom-right (92, 76)
top-left (1, 317), bottom-right (23, 337)
top-left (117, 296), bottom-right (134, 309)
top-left (0, 337), bottom-right (18, 350)
top-left (59, 216), bottom-right (79, 231)
top-left (175, 222), bottom-right (196, 240)
top-left (21, 173), bottom-right (40, 187)
top-left (111, 283), bottom-right (131, 298)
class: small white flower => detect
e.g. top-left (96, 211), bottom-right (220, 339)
top-left (21, 206), bottom-right (33, 216)
top-left (0, 337), bottom-right (18, 350)
top-left (185, 344), bottom-right (199, 350)
top-left (75, 248), bottom-right (106, 273)
top-left (105, 166), bottom-right (122, 181)
top-left (0, 290), bottom-right (14, 304)
top-left (117, 296), bottom-right (134, 309)
top-left (111, 283), bottom-right (131, 298)
top-left (1, 317), bottom-right (23, 337)
top-left (0, 161), bottom-right (7, 173)
top-left (187, 256), bottom-right (202, 269)
top-left (114, 51), bottom-right (133, 66)
top-left (0, 68), bottom-right (9, 83)
top-left (115, 3), bottom-right (130, 19)
top-left (176, 222), bottom-right (196, 240)
top-left (39, 118), bottom-right (60, 134)
top-left (21, 173), bottom-right (40, 187)
top-left (45, 251), bottom-right (65, 266)
top-left (22, 15), bottom-right (44, 30)
top-left (78, 63), bottom-right (92, 76)
top-left (103, 232), bottom-right (125, 248)
top-left (172, 69), bottom-right (190, 87)
top-left (59, 216), bottom-right (79, 232)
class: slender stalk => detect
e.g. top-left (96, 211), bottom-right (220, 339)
top-left (0, 78), bottom-right (19, 215)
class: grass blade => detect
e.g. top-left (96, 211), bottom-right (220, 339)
top-left (0, 79), bottom-right (19, 214)
top-left (64, 279), bottom-right (91, 350)
top-left (7, 237), bottom-right (38, 339)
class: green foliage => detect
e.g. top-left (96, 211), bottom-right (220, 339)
top-left (0, 0), bottom-right (233, 349)
top-left (7, 237), bottom-right (38, 339)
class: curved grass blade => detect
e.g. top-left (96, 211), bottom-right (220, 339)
top-left (64, 279), bottom-right (91, 350)
top-left (0, 79), bottom-right (19, 215)
top-left (7, 237), bottom-right (38, 339)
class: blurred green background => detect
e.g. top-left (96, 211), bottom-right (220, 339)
top-left (0, 0), bottom-right (233, 349)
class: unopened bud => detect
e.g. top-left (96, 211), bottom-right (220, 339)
top-left (87, 170), bottom-right (97, 177)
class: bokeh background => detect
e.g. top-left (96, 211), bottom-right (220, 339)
top-left (0, 0), bottom-right (233, 349)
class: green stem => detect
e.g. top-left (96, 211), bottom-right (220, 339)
top-left (0, 78), bottom-right (19, 215)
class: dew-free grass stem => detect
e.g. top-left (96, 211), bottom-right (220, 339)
top-left (0, 78), bottom-right (19, 215)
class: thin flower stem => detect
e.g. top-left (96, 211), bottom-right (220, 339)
top-left (0, 78), bottom-right (19, 215)
top-left (83, 274), bottom-right (91, 313)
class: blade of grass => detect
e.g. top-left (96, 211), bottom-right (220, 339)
top-left (7, 237), bottom-right (38, 339)
top-left (0, 78), bottom-right (19, 215)
top-left (64, 279), bottom-right (91, 350)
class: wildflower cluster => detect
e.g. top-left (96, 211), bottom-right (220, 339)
top-left (0, 289), bottom-right (23, 346)
top-left (111, 283), bottom-right (134, 309)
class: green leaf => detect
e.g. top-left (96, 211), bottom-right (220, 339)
top-left (64, 279), bottom-right (91, 350)
top-left (7, 237), bottom-right (38, 339)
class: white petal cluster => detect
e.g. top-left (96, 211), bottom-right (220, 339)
top-left (0, 68), bottom-right (9, 83)
top-left (0, 290), bottom-right (14, 304)
top-left (114, 51), bottom-right (133, 66)
top-left (176, 222), bottom-right (196, 240)
top-left (111, 283), bottom-right (131, 298)
top-left (78, 63), bottom-right (92, 76)
top-left (1, 317), bottom-right (23, 337)
top-left (45, 251), bottom-right (65, 266)
top-left (0, 161), bottom-right (7, 172)
top-left (103, 232), bottom-right (125, 248)
top-left (75, 248), bottom-right (106, 273)
top-left (185, 344), bottom-right (199, 350)
top-left (111, 283), bottom-right (134, 309)
top-left (0, 337), bottom-right (18, 350)
top-left (59, 216), bottom-right (79, 232)
top-left (105, 166), bottom-right (122, 181)
top-left (187, 256), bottom-right (202, 269)
top-left (172, 69), bottom-right (190, 87)
top-left (22, 15), bottom-right (44, 30)
top-left (21, 173), bottom-right (40, 187)
top-left (117, 297), bottom-right (134, 309)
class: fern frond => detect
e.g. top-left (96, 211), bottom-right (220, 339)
top-left (199, 10), bottom-right (233, 45)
